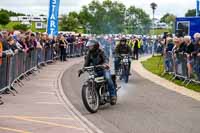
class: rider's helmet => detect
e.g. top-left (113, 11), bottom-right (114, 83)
top-left (120, 37), bottom-right (127, 45)
top-left (86, 39), bottom-right (100, 51)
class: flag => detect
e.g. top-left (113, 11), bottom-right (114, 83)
top-left (47, 0), bottom-right (60, 36)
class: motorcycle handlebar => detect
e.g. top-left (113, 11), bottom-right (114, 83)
top-left (83, 65), bottom-right (105, 71)
top-left (115, 54), bottom-right (132, 58)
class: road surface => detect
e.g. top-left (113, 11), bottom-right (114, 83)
top-left (62, 62), bottom-right (200, 133)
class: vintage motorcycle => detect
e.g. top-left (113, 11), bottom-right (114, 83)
top-left (116, 54), bottom-right (131, 83)
top-left (79, 65), bottom-right (119, 113)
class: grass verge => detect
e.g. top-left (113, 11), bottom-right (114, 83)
top-left (141, 56), bottom-right (200, 92)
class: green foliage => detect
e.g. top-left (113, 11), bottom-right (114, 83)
top-left (80, 0), bottom-right (126, 34)
top-left (160, 13), bottom-right (176, 24)
top-left (30, 22), bottom-right (46, 33)
top-left (0, 22), bottom-right (20, 31)
top-left (0, 9), bottom-right (25, 16)
top-left (126, 6), bottom-right (151, 34)
top-left (149, 29), bottom-right (171, 35)
top-left (0, 12), bottom-right (10, 26)
top-left (13, 24), bottom-right (29, 31)
top-left (185, 9), bottom-right (196, 17)
top-left (60, 12), bottom-right (81, 32)
top-left (60, 0), bottom-right (151, 34)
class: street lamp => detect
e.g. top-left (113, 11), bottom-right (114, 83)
top-left (86, 23), bottom-right (91, 34)
top-left (150, 2), bottom-right (157, 56)
top-left (150, 2), bottom-right (157, 36)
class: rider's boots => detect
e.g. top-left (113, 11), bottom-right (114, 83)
top-left (110, 96), bottom-right (117, 105)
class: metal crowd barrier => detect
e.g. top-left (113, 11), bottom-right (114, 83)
top-left (173, 52), bottom-right (188, 80)
top-left (0, 47), bottom-right (57, 95)
top-left (37, 48), bottom-right (45, 65)
top-left (0, 40), bottom-right (87, 96)
top-left (0, 56), bottom-right (9, 93)
top-left (164, 51), bottom-right (174, 74)
top-left (66, 43), bottom-right (85, 58)
top-left (44, 46), bottom-right (53, 63)
top-left (37, 46), bottom-right (58, 66)
top-left (191, 56), bottom-right (200, 84)
top-left (53, 43), bottom-right (60, 60)
top-left (163, 51), bottom-right (200, 86)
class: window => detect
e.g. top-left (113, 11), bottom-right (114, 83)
top-left (37, 23), bottom-right (42, 27)
top-left (177, 21), bottom-right (190, 36)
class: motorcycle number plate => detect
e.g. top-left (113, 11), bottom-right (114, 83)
top-left (123, 59), bottom-right (129, 63)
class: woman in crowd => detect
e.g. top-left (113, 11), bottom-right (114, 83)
top-left (184, 36), bottom-right (194, 78)
top-left (172, 37), bottom-right (183, 73)
top-left (7, 36), bottom-right (18, 54)
top-left (20, 36), bottom-right (29, 53)
top-left (59, 36), bottom-right (67, 61)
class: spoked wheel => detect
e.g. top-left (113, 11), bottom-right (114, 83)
top-left (82, 81), bottom-right (99, 113)
top-left (122, 65), bottom-right (129, 83)
top-left (125, 65), bottom-right (129, 83)
top-left (118, 67), bottom-right (123, 80)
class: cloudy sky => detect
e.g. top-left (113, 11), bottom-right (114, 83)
top-left (0, 0), bottom-right (197, 18)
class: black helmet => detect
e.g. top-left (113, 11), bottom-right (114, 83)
top-left (120, 37), bottom-right (127, 42)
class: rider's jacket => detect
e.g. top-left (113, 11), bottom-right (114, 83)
top-left (115, 44), bottom-right (132, 55)
top-left (84, 48), bottom-right (106, 68)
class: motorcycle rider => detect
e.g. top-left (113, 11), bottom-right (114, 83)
top-left (78, 39), bottom-right (117, 104)
top-left (114, 37), bottom-right (132, 74)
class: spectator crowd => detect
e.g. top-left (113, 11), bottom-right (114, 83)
top-left (160, 32), bottom-right (200, 82)
top-left (0, 30), bottom-right (88, 105)
top-left (0, 31), bottom-right (88, 62)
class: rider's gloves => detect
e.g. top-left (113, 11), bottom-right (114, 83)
top-left (78, 69), bottom-right (84, 77)
top-left (103, 64), bottom-right (110, 70)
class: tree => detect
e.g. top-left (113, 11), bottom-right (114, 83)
top-left (79, 0), bottom-right (126, 34)
top-left (60, 0), bottom-right (151, 34)
top-left (13, 24), bottom-right (28, 31)
top-left (0, 9), bottom-right (25, 16)
top-left (78, 6), bottom-right (94, 33)
top-left (185, 9), bottom-right (196, 17)
top-left (126, 6), bottom-right (151, 34)
top-left (0, 12), bottom-right (10, 25)
top-left (78, 0), bottom-right (126, 34)
top-left (60, 12), bottom-right (81, 32)
top-left (160, 13), bottom-right (176, 24)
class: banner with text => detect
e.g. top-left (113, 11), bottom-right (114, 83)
top-left (47, 0), bottom-right (60, 36)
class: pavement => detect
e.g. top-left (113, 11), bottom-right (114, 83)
top-left (0, 58), bottom-right (95, 133)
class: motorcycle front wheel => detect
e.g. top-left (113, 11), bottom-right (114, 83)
top-left (122, 65), bottom-right (129, 83)
top-left (82, 81), bottom-right (99, 113)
